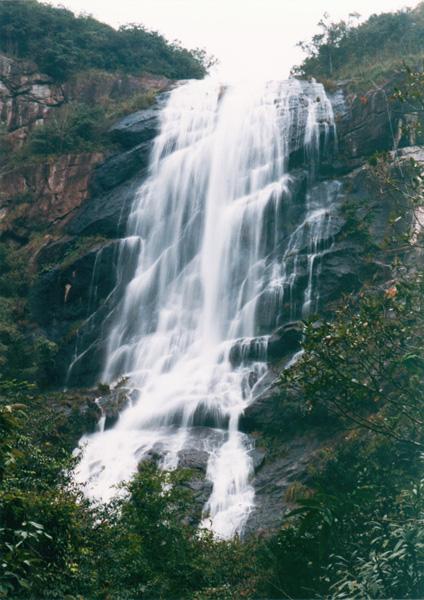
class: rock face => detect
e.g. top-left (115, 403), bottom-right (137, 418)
top-left (0, 51), bottom-right (170, 385)
top-left (0, 54), bottom-right (64, 149)
top-left (65, 98), bottom-right (167, 238)
top-left (267, 322), bottom-right (304, 361)
top-left (31, 238), bottom-right (126, 386)
top-left (327, 78), bottom-right (421, 173)
top-left (0, 153), bottom-right (105, 237)
top-left (66, 176), bottom-right (142, 239)
top-left (97, 386), bottom-right (131, 429)
top-left (0, 53), bottom-right (170, 238)
top-left (0, 54), bottom-right (170, 150)
top-left (109, 101), bottom-right (166, 149)
top-left (240, 144), bottom-right (422, 533)
top-left (33, 116), bottom-right (161, 385)
top-left (63, 70), bottom-right (169, 106)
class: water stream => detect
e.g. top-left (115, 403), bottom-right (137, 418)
top-left (75, 78), bottom-right (337, 539)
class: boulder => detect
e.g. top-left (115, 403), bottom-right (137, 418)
top-left (229, 337), bottom-right (268, 367)
top-left (178, 447), bottom-right (210, 471)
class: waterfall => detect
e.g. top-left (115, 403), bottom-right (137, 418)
top-left (75, 78), bottom-right (338, 539)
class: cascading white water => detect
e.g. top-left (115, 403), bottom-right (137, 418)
top-left (75, 78), bottom-right (337, 539)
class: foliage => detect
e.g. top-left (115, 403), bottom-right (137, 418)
top-left (26, 103), bottom-right (108, 156)
top-left (281, 276), bottom-right (424, 449)
top-left (0, 4), bottom-right (423, 598)
top-left (393, 66), bottom-right (424, 145)
top-left (0, 243), bottom-right (58, 385)
top-left (0, 386), bottom-right (257, 599)
top-left (257, 436), bottom-right (423, 599)
top-left (253, 265), bottom-right (424, 598)
top-left (294, 3), bottom-right (424, 84)
top-left (258, 135), bottom-right (424, 595)
top-left (2, 260), bottom-right (423, 598)
top-left (0, 0), bottom-right (207, 81)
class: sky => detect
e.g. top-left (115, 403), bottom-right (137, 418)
top-left (47, 0), bottom-right (422, 80)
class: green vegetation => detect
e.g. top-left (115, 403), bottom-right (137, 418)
top-left (0, 3), bottom-right (423, 599)
top-left (251, 142), bottom-right (424, 599)
top-left (0, 0), bottom-right (207, 81)
top-left (1, 91), bottom-right (158, 172)
top-left (0, 384), bottom-right (255, 599)
top-left (0, 150), bottom-right (422, 598)
top-left (0, 242), bottom-right (57, 386)
top-left (26, 103), bottom-right (108, 156)
top-left (294, 2), bottom-right (424, 87)
top-left (258, 275), bottom-right (424, 599)
top-left (1, 265), bottom-right (423, 598)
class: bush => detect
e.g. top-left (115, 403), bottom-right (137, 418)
top-left (26, 103), bottom-right (107, 156)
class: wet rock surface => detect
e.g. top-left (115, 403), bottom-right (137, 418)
top-left (66, 176), bottom-right (141, 238)
top-left (66, 104), bottom-right (162, 238)
top-left (109, 97), bottom-right (167, 148)
top-left (31, 240), bottom-right (122, 385)
top-left (267, 322), bottom-right (304, 361)
top-left (88, 142), bottom-right (151, 197)
top-left (133, 425), bottom-right (266, 526)
top-left (244, 434), bottom-right (325, 535)
top-left (97, 387), bottom-right (131, 429)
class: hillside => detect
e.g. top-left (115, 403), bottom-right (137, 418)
top-left (0, 2), bottom-right (423, 599)
top-left (0, 0), bottom-right (207, 80)
top-left (293, 1), bottom-right (424, 88)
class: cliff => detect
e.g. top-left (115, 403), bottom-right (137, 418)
top-left (0, 51), bottom-right (171, 392)
top-left (0, 51), bottom-right (422, 535)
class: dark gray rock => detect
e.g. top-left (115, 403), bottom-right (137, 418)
top-left (267, 321), bottom-right (304, 361)
top-left (30, 240), bottom-right (122, 386)
top-left (66, 138), bottom-right (154, 239)
top-left (331, 79), bottom-right (422, 168)
top-left (178, 447), bottom-right (210, 471)
top-left (249, 447), bottom-right (266, 471)
top-left (244, 434), bottom-right (324, 535)
top-left (181, 475), bottom-right (213, 524)
top-left (31, 241), bottom-right (120, 331)
top-left (110, 108), bottom-right (160, 149)
top-left (66, 177), bottom-right (139, 238)
top-left (141, 443), bottom-right (166, 465)
top-left (89, 142), bottom-right (151, 197)
top-left (241, 382), bottom-right (292, 436)
top-left (229, 337), bottom-right (268, 367)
